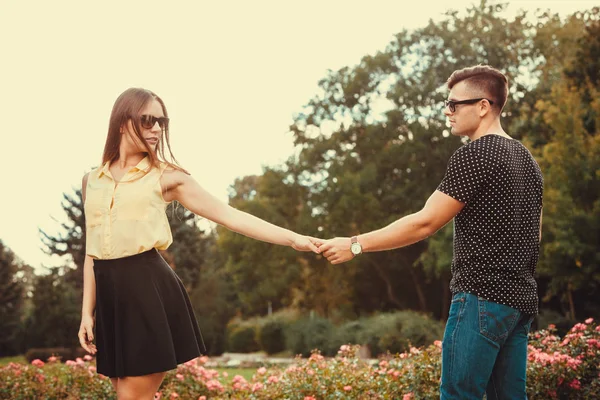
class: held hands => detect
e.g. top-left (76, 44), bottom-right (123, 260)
top-left (78, 315), bottom-right (97, 355)
top-left (291, 234), bottom-right (323, 254)
top-left (317, 237), bottom-right (355, 265)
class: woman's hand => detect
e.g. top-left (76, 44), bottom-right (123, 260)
top-left (291, 235), bottom-right (323, 253)
top-left (78, 315), bottom-right (97, 355)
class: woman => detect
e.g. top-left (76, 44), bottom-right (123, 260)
top-left (78, 88), bottom-right (320, 400)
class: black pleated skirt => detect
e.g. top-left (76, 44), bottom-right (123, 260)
top-left (93, 249), bottom-right (206, 378)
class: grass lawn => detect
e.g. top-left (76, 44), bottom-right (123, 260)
top-left (0, 355), bottom-right (26, 366)
top-left (214, 368), bottom-right (256, 382)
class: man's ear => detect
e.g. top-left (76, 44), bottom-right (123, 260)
top-left (479, 100), bottom-right (492, 118)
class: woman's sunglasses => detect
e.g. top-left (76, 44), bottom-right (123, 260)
top-left (444, 98), bottom-right (494, 113)
top-left (140, 114), bottom-right (169, 130)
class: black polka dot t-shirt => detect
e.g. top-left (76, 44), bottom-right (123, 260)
top-left (437, 134), bottom-right (543, 314)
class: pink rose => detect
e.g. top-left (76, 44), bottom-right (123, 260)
top-left (403, 394), bottom-right (414, 400)
top-left (569, 379), bottom-right (581, 390)
top-left (343, 385), bottom-right (352, 391)
top-left (66, 360), bottom-right (76, 367)
top-left (585, 318), bottom-right (593, 324)
top-left (88, 366), bottom-right (97, 373)
top-left (257, 367), bottom-right (267, 375)
top-left (47, 356), bottom-right (58, 363)
top-left (170, 393), bottom-right (179, 399)
top-left (304, 397), bottom-right (316, 400)
top-left (31, 359), bottom-right (45, 367)
top-left (83, 355), bottom-right (93, 361)
top-left (198, 397), bottom-right (206, 400)
top-left (36, 373), bottom-right (45, 383)
top-left (252, 382), bottom-right (264, 392)
top-left (267, 375), bottom-right (279, 384)
top-left (175, 373), bottom-right (184, 381)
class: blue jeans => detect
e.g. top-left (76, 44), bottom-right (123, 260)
top-left (440, 292), bottom-right (535, 399)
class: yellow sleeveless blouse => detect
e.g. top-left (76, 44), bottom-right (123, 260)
top-left (84, 156), bottom-right (173, 260)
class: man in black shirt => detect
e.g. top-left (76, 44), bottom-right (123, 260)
top-left (318, 65), bottom-right (543, 399)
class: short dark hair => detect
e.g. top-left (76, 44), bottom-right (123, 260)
top-left (447, 65), bottom-right (508, 113)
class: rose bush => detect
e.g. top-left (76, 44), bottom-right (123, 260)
top-left (1, 320), bottom-right (598, 399)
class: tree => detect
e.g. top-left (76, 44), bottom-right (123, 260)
top-left (532, 13), bottom-right (600, 319)
top-left (39, 188), bottom-right (86, 293)
top-left (23, 268), bottom-right (81, 349)
top-left (162, 202), bottom-right (218, 292)
top-left (0, 240), bottom-right (26, 356)
top-left (286, 1), bottom-right (540, 317)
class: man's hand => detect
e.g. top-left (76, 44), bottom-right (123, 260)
top-left (318, 237), bottom-right (354, 264)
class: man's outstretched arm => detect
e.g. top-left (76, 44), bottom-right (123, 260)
top-left (319, 190), bottom-right (465, 264)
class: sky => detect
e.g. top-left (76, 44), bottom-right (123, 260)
top-left (0, 0), bottom-right (595, 273)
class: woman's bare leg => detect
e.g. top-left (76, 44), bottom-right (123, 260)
top-left (116, 371), bottom-right (167, 400)
top-left (110, 377), bottom-right (118, 392)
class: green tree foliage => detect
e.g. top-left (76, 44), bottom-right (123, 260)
top-left (39, 189), bottom-right (86, 292)
top-left (218, 169), bottom-right (321, 316)
top-left (24, 269), bottom-right (80, 349)
top-left (287, 1), bottom-right (540, 317)
top-left (0, 240), bottom-right (26, 356)
top-left (223, 3), bottom-right (599, 321)
top-left (36, 3), bottom-right (599, 353)
top-left (532, 15), bottom-right (600, 320)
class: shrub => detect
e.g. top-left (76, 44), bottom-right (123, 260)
top-left (329, 320), bottom-right (367, 354)
top-left (357, 311), bottom-right (445, 356)
top-left (257, 318), bottom-right (286, 355)
top-left (1, 319), bottom-right (599, 399)
top-left (285, 316), bottom-right (335, 357)
top-left (227, 325), bottom-right (260, 353)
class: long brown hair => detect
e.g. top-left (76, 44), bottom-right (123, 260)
top-left (102, 88), bottom-right (188, 173)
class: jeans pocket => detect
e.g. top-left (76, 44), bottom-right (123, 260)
top-left (478, 297), bottom-right (520, 343)
top-left (451, 292), bottom-right (467, 304)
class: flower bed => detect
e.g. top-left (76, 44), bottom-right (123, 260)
top-left (2, 320), bottom-right (599, 399)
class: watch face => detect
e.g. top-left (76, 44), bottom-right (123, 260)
top-left (351, 242), bottom-right (361, 255)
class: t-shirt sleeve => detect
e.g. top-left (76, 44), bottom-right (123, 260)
top-left (437, 145), bottom-right (491, 204)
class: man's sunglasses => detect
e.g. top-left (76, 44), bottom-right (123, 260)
top-left (444, 98), bottom-right (494, 113)
top-left (140, 114), bottom-right (169, 130)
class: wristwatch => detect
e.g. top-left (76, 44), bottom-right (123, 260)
top-left (350, 236), bottom-right (362, 256)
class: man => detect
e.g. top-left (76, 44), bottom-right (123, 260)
top-left (318, 65), bottom-right (543, 399)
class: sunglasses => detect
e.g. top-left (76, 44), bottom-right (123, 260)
top-left (140, 114), bottom-right (169, 130)
top-left (444, 98), bottom-right (494, 113)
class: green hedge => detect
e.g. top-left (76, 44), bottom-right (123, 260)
top-left (226, 310), bottom-right (444, 356)
top-left (256, 318), bottom-right (286, 355)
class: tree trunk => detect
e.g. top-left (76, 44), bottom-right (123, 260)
top-left (567, 283), bottom-right (576, 321)
top-left (367, 259), bottom-right (402, 308)
top-left (409, 268), bottom-right (427, 312)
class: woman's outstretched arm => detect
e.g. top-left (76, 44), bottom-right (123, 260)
top-left (164, 169), bottom-right (320, 253)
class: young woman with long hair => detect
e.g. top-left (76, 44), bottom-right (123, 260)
top-left (78, 88), bottom-right (320, 399)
